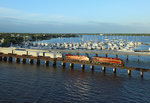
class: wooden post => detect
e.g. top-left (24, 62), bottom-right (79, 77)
top-left (126, 55), bottom-right (128, 61)
top-left (22, 59), bottom-right (26, 63)
top-left (8, 57), bottom-right (13, 62)
top-left (37, 59), bottom-right (40, 65)
top-left (3, 57), bottom-right (7, 61)
top-left (0, 56), bottom-right (2, 61)
top-left (61, 62), bottom-right (66, 67)
top-left (105, 54), bottom-right (108, 57)
top-left (70, 63), bottom-right (74, 68)
top-left (140, 71), bottom-right (143, 77)
top-left (128, 70), bottom-right (131, 75)
top-left (113, 68), bottom-right (116, 73)
top-left (29, 59), bottom-right (34, 64)
top-left (45, 61), bottom-right (49, 66)
top-left (53, 61), bottom-right (56, 66)
top-left (81, 64), bottom-right (85, 69)
top-left (16, 58), bottom-right (20, 63)
top-left (102, 66), bottom-right (106, 72)
top-left (90, 65), bottom-right (94, 71)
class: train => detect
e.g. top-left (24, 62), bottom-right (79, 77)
top-left (0, 47), bottom-right (124, 66)
top-left (65, 54), bottom-right (124, 66)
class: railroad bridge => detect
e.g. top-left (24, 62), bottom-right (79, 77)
top-left (0, 52), bottom-right (150, 78)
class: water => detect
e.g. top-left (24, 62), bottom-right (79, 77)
top-left (0, 60), bottom-right (150, 103)
top-left (1, 35), bottom-right (150, 102)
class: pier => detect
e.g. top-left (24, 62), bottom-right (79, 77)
top-left (0, 51), bottom-right (150, 77)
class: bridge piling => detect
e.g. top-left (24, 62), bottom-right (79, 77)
top-left (29, 59), bottom-right (34, 64)
top-left (8, 57), bottom-right (13, 62)
top-left (113, 68), bottom-right (116, 73)
top-left (70, 63), bottom-right (74, 68)
top-left (81, 64), bottom-right (85, 69)
top-left (45, 61), bottom-right (49, 66)
top-left (3, 57), bottom-right (7, 61)
top-left (102, 67), bottom-right (106, 72)
top-left (140, 71), bottom-right (143, 77)
top-left (0, 56), bottom-right (2, 61)
top-left (61, 62), bottom-right (66, 67)
top-left (16, 58), bottom-right (20, 63)
top-left (128, 70), bottom-right (131, 75)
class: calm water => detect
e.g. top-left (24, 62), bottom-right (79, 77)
top-left (1, 35), bottom-right (150, 103)
top-left (0, 60), bottom-right (150, 103)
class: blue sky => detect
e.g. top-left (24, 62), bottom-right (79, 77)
top-left (0, 0), bottom-right (150, 33)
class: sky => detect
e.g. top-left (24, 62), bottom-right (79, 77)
top-left (0, 0), bottom-right (150, 33)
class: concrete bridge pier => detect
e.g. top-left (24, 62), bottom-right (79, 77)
top-left (128, 70), bottom-right (131, 75)
top-left (45, 61), bottom-right (49, 66)
top-left (61, 62), bottom-right (66, 67)
top-left (140, 71), bottom-right (143, 77)
top-left (113, 68), bottom-right (116, 73)
top-left (102, 67), bottom-right (106, 72)
top-left (81, 64), bottom-right (85, 70)
top-left (70, 63), bottom-right (74, 68)
top-left (29, 59), bottom-right (34, 64)
top-left (85, 53), bottom-right (89, 57)
top-left (37, 59), bottom-right (40, 65)
top-left (22, 59), bottom-right (26, 63)
top-left (53, 61), bottom-right (57, 66)
top-left (126, 55), bottom-right (128, 61)
top-left (90, 65), bottom-right (94, 71)
top-left (0, 56), bottom-right (2, 61)
top-left (8, 57), bottom-right (13, 62)
top-left (16, 58), bottom-right (20, 63)
top-left (3, 56), bottom-right (7, 61)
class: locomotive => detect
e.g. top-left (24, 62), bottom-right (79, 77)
top-left (65, 54), bottom-right (124, 66)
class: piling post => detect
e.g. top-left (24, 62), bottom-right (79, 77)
top-left (102, 66), bottom-right (106, 72)
top-left (3, 57), bottom-right (7, 61)
top-left (70, 63), bottom-right (74, 68)
top-left (8, 57), bottom-right (13, 62)
top-left (16, 58), bottom-right (20, 63)
top-left (105, 54), bottom-right (108, 57)
top-left (81, 64), bottom-right (85, 70)
top-left (37, 59), bottom-right (40, 65)
top-left (29, 59), bottom-right (34, 64)
top-left (61, 62), bottom-right (66, 67)
top-left (22, 59), bottom-right (26, 63)
top-left (0, 56), bottom-right (2, 61)
top-left (45, 61), bottom-right (49, 66)
top-left (90, 65), bottom-right (94, 71)
top-left (53, 61), bottom-right (56, 66)
top-left (126, 55), bottom-right (128, 61)
top-left (128, 70), bottom-right (131, 75)
top-left (113, 68), bottom-right (116, 73)
top-left (140, 70), bottom-right (143, 77)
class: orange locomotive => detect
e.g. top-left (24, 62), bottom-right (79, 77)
top-left (92, 56), bottom-right (124, 66)
top-left (65, 54), bottom-right (124, 66)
